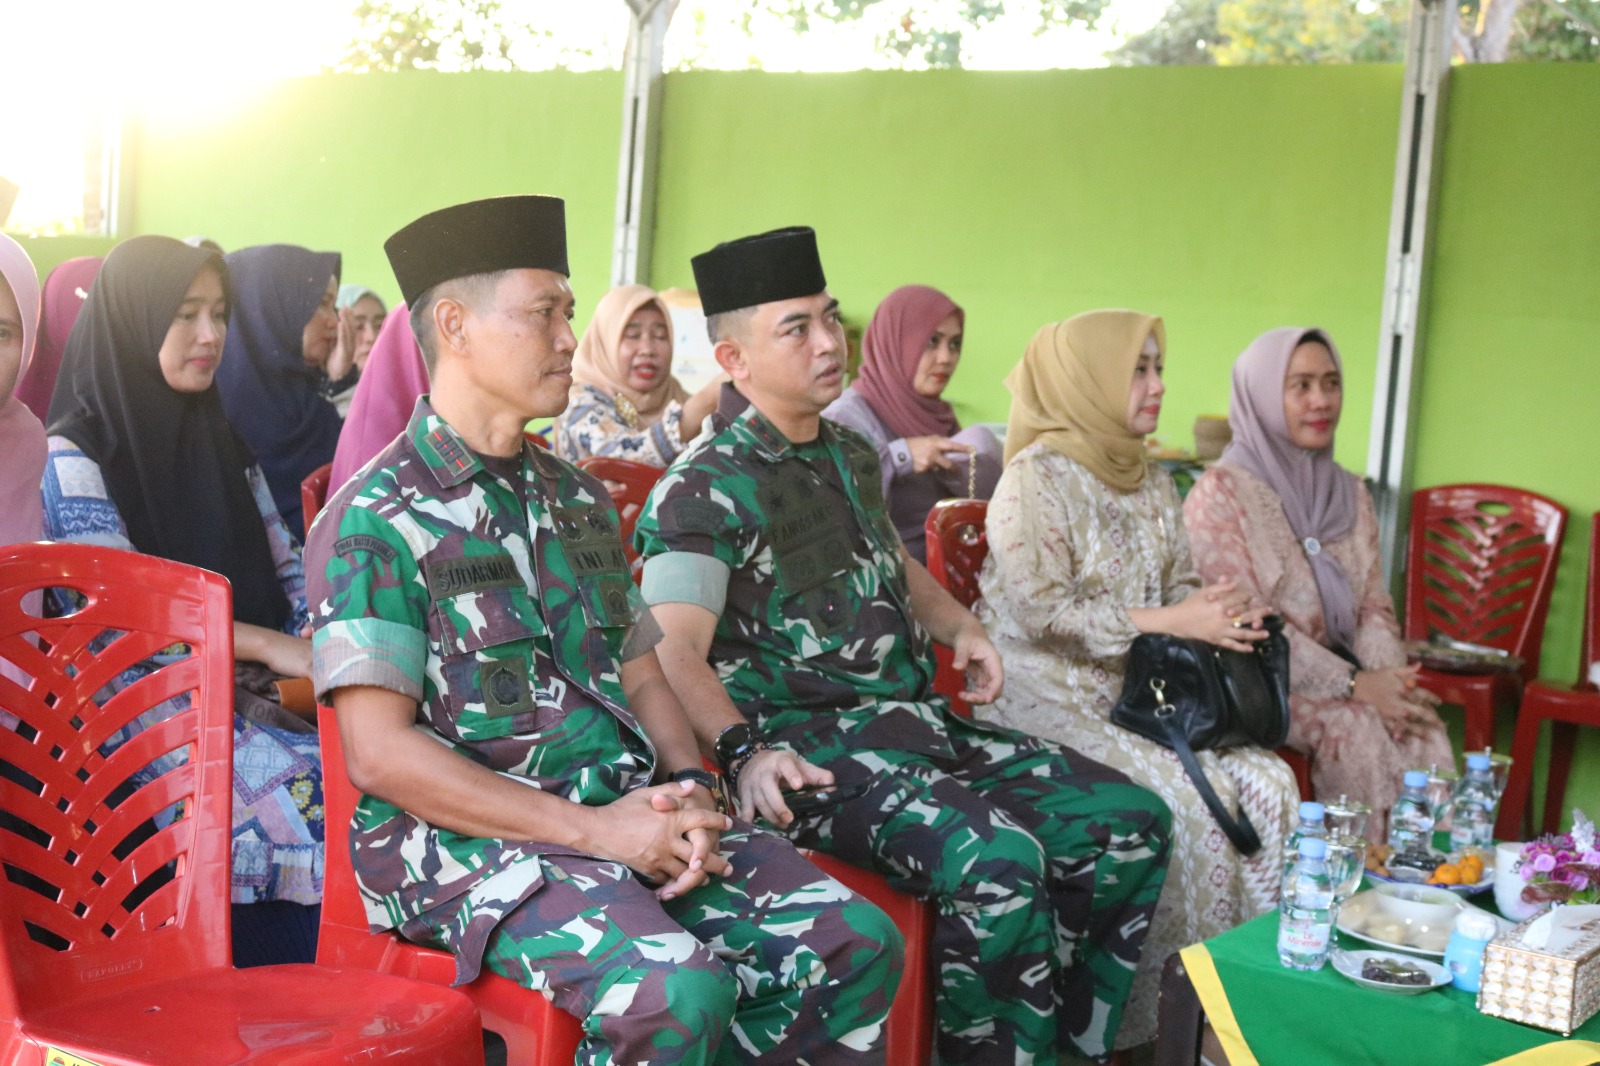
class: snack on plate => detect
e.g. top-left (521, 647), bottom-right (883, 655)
top-left (1362, 956), bottom-right (1432, 986)
top-left (1366, 842), bottom-right (1393, 878)
top-left (1428, 849), bottom-right (1486, 886)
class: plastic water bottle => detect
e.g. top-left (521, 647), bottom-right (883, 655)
top-left (1278, 837), bottom-right (1338, 971)
top-left (1448, 753), bottom-right (1498, 851)
top-left (1281, 800), bottom-right (1327, 878)
top-left (1387, 770), bottom-right (1436, 856)
top-left (1442, 909), bottom-right (1500, 993)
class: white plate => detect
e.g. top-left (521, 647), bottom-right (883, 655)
top-left (1366, 861), bottom-right (1495, 896)
top-left (1331, 949), bottom-right (1451, 994)
top-left (1335, 889), bottom-right (1511, 956)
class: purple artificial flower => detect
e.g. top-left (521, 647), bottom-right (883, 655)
top-left (1534, 853), bottom-right (1559, 874)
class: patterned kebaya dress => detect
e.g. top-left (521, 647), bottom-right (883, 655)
top-left (1184, 463), bottom-right (1453, 837)
top-left (975, 443), bottom-right (1299, 1046)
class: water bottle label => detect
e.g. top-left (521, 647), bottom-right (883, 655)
top-left (1279, 916), bottom-right (1331, 955)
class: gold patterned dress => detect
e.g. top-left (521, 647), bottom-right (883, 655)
top-left (974, 443), bottom-right (1299, 1047)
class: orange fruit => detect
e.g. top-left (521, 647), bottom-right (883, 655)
top-left (1430, 864), bottom-right (1462, 885)
top-left (1457, 863), bottom-right (1481, 885)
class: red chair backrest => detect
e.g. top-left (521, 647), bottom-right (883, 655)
top-left (925, 499), bottom-right (990, 609)
top-left (1581, 513), bottom-right (1600, 689)
top-left (924, 500), bottom-right (989, 719)
top-left (1403, 484), bottom-right (1567, 683)
top-left (577, 456), bottom-right (665, 566)
top-left (0, 544), bottom-right (235, 1018)
top-left (302, 461), bottom-right (334, 534)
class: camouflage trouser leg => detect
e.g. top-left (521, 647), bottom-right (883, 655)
top-left (780, 715), bottom-right (1172, 1065)
top-left (406, 825), bottom-right (902, 1066)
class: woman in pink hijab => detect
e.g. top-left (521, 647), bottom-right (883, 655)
top-left (0, 234), bottom-right (44, 650)
top-left (823, 284), bottom-right (1000, 562)
top-left (0, 235), bottom-right (43, 552)
top-left (553, 284), bottom-right (723, 467)
top-left (14, 256), bottom-right (102, 422)
top-left (328, 300), bottom-right (428, 493)
top-left (1184, 327), bottom-right (1450, 835)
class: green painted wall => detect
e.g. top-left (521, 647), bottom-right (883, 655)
top-left (5, 235), bottom-right (117, 282)
top-left (130, 71), bottom-right (623, 313)
top-left (99, 64), bottom-right (1600, 825)
top-left (1413, 63), bottom-right (1600, 828)
top-left (649, 67), bottom-right (1403, 470)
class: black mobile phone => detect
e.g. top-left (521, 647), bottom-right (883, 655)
top-left (782, 779), bottom-right (871, 817)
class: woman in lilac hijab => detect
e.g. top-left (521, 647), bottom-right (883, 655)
top-left (1184, 327), bottom-right (1449, 834)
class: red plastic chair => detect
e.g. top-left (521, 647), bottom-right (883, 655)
top-left (924, 500), bottom-right (1315, 801)
top-left (301, 461), bottom-right (334, 534)
top-left (801, 850), bottom-right (935, 1066)
top-left (0, 543), bottom-right (482, 1065)
top-left (924, 499), bottom-right (990, 719)
top-left (577, 456), bottom-right (665, 575)
top-left (1497, 513), bottom-right (1600, 839)
top-left (1403, 484), bottom-right (1568, 753)
top-left (316, 706), bottom-right (583, 1064)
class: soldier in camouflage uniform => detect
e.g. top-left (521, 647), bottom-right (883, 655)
top-left (637, 227), bottom-right (1173, 1065)
top-left (306, 198), bottom-right (902, 1066)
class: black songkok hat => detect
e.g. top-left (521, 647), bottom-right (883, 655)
top-left (385, 195), bottom-right (568, 305)
top-left (690, 226), bottom-right (827, 316)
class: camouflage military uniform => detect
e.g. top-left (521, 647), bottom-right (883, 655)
top-left (307, 398), bottom-right (902, 1066)
top-left (635, 385), bottom-right (1173, 1065)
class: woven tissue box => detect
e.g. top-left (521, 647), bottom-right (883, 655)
top-left (1478, 905), bottom-right (1600, 1036)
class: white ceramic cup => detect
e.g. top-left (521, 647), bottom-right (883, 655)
top-left (1494, 841), bottom-right (1546, 921)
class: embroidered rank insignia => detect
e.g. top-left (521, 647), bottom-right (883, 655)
top-left (482, 655), bottom-right (534, 718)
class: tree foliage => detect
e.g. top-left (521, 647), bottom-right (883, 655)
top-left (1117, 0), bottom-right (1599, 66)
top-left (337, 0), bottom-right (602, 71)
top-left (756, 1), bottom-right (1111, 67)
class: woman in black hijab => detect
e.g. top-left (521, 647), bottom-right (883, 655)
top-left (42, 235), bottom-right (324, 965)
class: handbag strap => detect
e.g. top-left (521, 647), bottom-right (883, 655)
top-left (1156, 712), bottom-right (1264, 857)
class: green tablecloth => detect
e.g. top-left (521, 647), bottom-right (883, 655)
top-left (1185, 907), bottom-right (1600, 1065)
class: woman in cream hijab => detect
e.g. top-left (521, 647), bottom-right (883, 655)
top-left (975, 309), bottom-right (1299, 1050)
top-left (554, 284), bottom-right (723, 466)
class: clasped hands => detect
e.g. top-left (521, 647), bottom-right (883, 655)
top-left (599, 745), bottom-right (836, 902)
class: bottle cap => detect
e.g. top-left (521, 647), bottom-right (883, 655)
top-left (1454, 910), bottom-right (1499, 940)
top-left (1466, 753), bottom-right (1491, 772)
top-left (1300, 800), bottom-right (1326, 822)
top-left (1298, 837), bottom-right (1328, 860)
top-left (1404, 770), bottom-right (1429, 789)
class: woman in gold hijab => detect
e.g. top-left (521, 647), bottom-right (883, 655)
top-left (553, 284), bottom-right (724, 466)
top-left (975, 310), bottom-right (1299, 1050)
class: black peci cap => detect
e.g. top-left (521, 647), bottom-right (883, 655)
top-left (385, 195), bottom-right (568, 305)
top-left (690, 226), bottom-right (827, 316)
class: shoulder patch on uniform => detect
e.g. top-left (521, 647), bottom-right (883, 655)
top-left (665, 497), bottom-right (728, 535)
top-left (334, 534), bottom-right (399, 562)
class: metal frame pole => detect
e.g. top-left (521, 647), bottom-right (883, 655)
top-left (612, 0), bottom-right (677, 287)
top-left (1367, 0), bottom-right (1456, 587)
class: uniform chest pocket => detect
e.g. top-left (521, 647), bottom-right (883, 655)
top-left (429, 585), bottom-right (551, 740)
top-left (773, 552), bottom-right (859, 653)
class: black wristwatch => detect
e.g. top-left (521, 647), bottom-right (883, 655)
top-left (714, 722), bottom-right (763, 775)
top-left (668, 768), bottom-right (730, 814)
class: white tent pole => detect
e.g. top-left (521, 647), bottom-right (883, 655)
top-left (612, 0), bottom-right (677, 287)
top-left (1368, 0), bottom-right (1456, 588)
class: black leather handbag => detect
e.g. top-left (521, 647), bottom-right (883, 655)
top-left (1110, 615), bottom-right (1291, 856)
